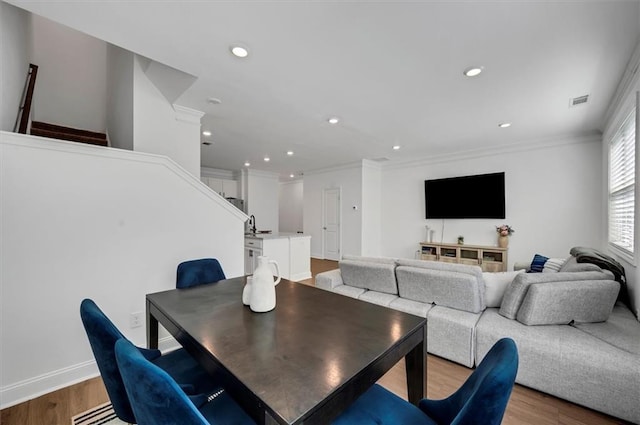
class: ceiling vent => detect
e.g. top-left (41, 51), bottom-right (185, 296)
top-left (371, 157), bottom-right (390, 162)
top-left (202, 141), bottom-right (212, 146)
top-left (569, 95), bottom-right (589, 107)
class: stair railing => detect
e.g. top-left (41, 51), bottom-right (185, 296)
top-left (15, 63), bottom-right (39, 134)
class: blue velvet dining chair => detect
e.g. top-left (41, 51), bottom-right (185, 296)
top-left (80, 299), bottom-right (220, 424)
top-left (176, 258), bottom-right (226, 289)
top-left (115, 338), bottom-right (256, 425)
top-left (332, 337), bottom-right (519, 425)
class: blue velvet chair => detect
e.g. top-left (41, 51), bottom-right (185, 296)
top-left (333, 337), bottom-right (519, 425)
top-left (80, 299), bottom-right (220, 423)
top-left (176, 258), bottom-right (226, 289)
top-left (115, 338), bottom-right (256, 425)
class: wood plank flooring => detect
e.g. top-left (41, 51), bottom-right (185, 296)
top-left (1, 258), bottom-right (630, 425)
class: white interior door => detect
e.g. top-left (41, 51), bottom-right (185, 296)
top-left (323, 188), bottom-right (341, 260)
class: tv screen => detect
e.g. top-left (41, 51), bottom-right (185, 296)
top-left (425, 172), bottom-right (505, 219)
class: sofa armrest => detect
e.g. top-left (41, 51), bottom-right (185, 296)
top-left (315, 269), bottom-right (343, 291)
top-left (516, 280), bottom-right (620, 325)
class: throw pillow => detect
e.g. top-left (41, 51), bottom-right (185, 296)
top-left (482, 270), bottom-right (524, 308)
top-left (529, 254), bottom-right (549, 273)
top-left (542, 257), bottom-right (566, 273)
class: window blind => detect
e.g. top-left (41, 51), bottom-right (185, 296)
top-left (608, 108), bottom-right (636, 254)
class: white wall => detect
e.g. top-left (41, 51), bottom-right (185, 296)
top-left (279, 180), bottom-right (303, 233)
top-left (380, 137), bottom-right (604, 270)
top-left (106, 44), bottom-right (133, 150)
top-left (244, 169), bottom-right (280, 233)
top-left (132, 55), bottom-right (202, 177)
top-left (1, 2), bottom-right (31, 132)
top-left (304, 163), bottom-right (363, 258)
top-left (30, 14), bottom-right (107, 132)
top-left (0, 132), bottom-right (247, 408)
top-left (361, 160), bottom-right (382, 257)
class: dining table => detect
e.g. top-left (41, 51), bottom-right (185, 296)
top-left (146, 277), bottom-right (426, 425)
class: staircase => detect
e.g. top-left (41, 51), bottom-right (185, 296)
top-left (30, 121), bottom-right (108, 147)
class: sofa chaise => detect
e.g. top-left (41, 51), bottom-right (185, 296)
top-left (315, 254), bottom-right (640, 423)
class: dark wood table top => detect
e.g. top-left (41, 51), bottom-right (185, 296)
top-left (147, 277), bottom-right (426, 425)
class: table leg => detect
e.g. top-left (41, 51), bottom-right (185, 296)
top-left (405, 324), bottom-right (426, 405)
top-left (146, 299), bottom-right (158, 349)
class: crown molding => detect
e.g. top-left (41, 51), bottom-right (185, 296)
top-left (603, 35), bottom-right (640, 131)
top-left (384, 132), bottom-right (601, 170)
top-left (173, 104), bottom-right (204, 124)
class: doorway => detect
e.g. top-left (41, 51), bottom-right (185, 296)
top-left (322, 187), bottom-right (341, 260)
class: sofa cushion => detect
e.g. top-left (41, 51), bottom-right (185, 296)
top-left (499, 271), bottom-right (611, 319)
top-left (515, 279), bottom-right (619, 325)
top-left (388, 298), bottom-right (434, 318)
top-left (396, 258), bottom-right (483, 280)
top-left (529, 254), bottom-right (549, 273)
top-left (482, 270), bottom-right (524, 308)
top-left (427, 306), bottom-right (482, 368)
top-left (341, 255), bottom-right (397, 265)
top-left (573, 303), bottom-right (640, 355)
top-left (332, 284), bottom-right (366, 299)
top-left (396, 266), bottom-right (485, 313)
top-left (542, 257), bottom-right (566, 273)
top-left (476, 308), bottom-right (640, 424)
top-left (339, 260), bottom-right (398, 294)
top-left (358, 291), bottom-right (398, 307)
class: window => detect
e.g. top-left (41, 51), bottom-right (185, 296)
top-left (608, 108), bottom-right (636, 255)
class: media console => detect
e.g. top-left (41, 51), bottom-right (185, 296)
top-left (419, 242), bottom-right (507, 272)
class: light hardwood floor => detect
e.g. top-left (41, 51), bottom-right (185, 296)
top-left (1, 259), bottom-right (630, 425)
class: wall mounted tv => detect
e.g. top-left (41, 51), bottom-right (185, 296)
top-left (425, 172), bottom-right (505, 219)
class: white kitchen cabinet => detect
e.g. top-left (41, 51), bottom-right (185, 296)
top-left (244, 234), bottom-right (310, 281)
top-left (201, 177), bottom-right (238, 198)
top-left (289, 236), bottom-right (311, 281)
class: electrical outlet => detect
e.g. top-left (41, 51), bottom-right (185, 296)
top-left (130, 312), bottom-right (143, 328)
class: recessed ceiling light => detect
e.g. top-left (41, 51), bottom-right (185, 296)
top-left (392, 145), bottom-right (401, 150)
top-left (207, 97), bottom-right (222, 105)
top-left (290, 174), bottom-right (295, 178)
top-left (463, 67), bottom-right (483, 77)
top-left (244, 162), bottom-right (250, 167)
top-left (328, 117), bottom-right (340, 125)
top-left (202, 131), bottom-right (211, 136)
top-left (230, 45), bottom-right (249, 58)
top-left (264, 157), bottom-right (270, 162)
top-left (498, 122), bottom-right (512, 128)
top-left (287, 151), bottom-right (294, 156)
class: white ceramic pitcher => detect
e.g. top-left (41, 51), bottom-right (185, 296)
top-left (249, 256), bottom-right (281, 312)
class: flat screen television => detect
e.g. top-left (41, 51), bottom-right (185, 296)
top-left (425, 172), bottom-right (505, 219)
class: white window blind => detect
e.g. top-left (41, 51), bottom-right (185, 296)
top-left (608, 108), bottom-right (636, 254)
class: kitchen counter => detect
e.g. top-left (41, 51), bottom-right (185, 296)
top-left (244, 233), bottom-right (311, 281)
top-left (245, 232), bottom-right (310, 240)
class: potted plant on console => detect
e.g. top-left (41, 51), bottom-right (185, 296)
top-left (496, 224), bottom-right (514, 248)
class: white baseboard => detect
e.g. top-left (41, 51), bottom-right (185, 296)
top-left (0, 336), bottom-right (179, 410)
top-left (0, 360), bottom-right (99, 409)
top-left (290, 271), bottom-right (312, 282)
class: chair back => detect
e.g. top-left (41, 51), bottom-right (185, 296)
top-left (420, 337), bottom-right (518, 425)
top-left (80, 298), bottom-right (137, 423)
top-left (176, 258), bottom-right (226, 289)
top-left (115, 339), bottom-right (209, 425)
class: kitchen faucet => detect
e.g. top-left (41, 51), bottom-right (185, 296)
top-left (249, 215), bottom-right (257, 233)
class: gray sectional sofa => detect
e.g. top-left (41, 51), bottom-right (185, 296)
top-left (315, 255), bottom-right (640, 423)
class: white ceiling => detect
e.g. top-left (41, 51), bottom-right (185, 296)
top-left (9, 1), bottom-right (640, 179)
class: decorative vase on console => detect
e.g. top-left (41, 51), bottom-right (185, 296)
top-left (496, 224), bottom-right (514, 248)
